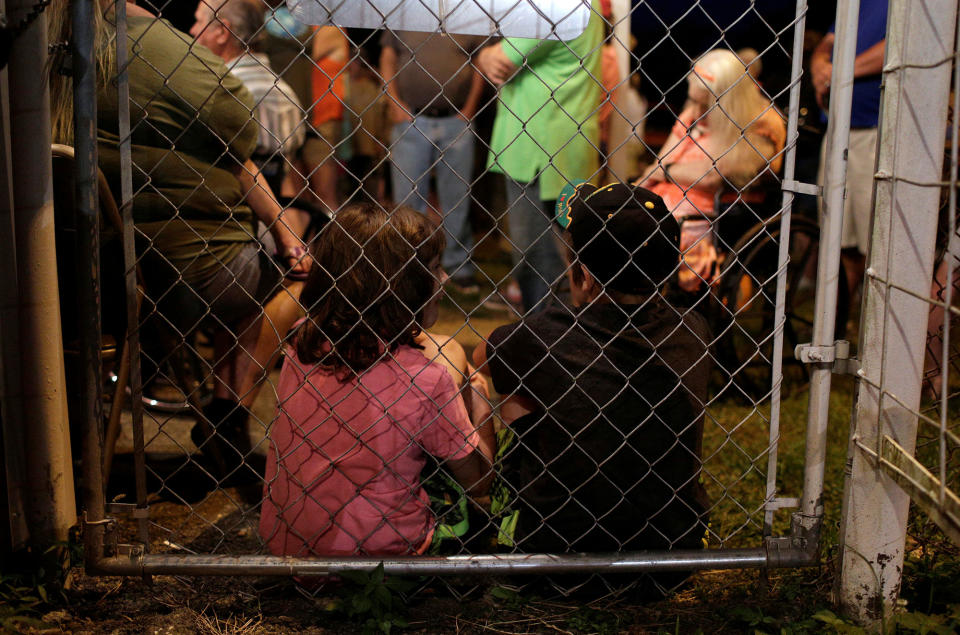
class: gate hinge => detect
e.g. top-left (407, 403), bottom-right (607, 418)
top-left (782, 179), bottom-right (822, 197)
top-left (795, 340), bottom-right (860, 375)
top-left (116, 543), bottom-right (145, 559)
top-left (764, 497), bottom-right (799, 512)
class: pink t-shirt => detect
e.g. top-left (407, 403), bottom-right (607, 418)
top-left (259, 344), bottom-right (479, 557)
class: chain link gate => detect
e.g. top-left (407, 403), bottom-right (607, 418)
top-left (68, 0), bottom-right (833, 594)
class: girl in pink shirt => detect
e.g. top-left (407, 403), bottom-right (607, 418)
top-left (260, 203), bottom-right (495, 557)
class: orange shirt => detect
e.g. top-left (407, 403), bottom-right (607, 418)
top-left (310, 57), bottom-right (346, 127)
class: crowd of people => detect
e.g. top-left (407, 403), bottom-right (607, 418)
top-left (47, 0), bottom-right (920, 596)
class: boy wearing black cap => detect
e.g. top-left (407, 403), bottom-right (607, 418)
top-left (474, 183), bottom-right (712, 565)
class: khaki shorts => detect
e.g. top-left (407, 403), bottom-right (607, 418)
top-left (301, 121), bottom-right (341, 169)
top-left (818, 127), bottom-right (879, 254)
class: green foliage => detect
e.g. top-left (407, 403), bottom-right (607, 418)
top-left (327, 563), bottom-right (416, 635)
top-left (811, 609), bottom-right (868, 634)
top-left (724, 605), bottom-right (824, 634)
top-left (901, 524), bottom-right (960, 615)
top-left (811, 605), bottom-right (960, 634)
top-left (487, 585), bottom-right (528, 610)
top-left (565, 606), bottom-right (623, 635)
top-left (0, 539), bottom-right (80, 633)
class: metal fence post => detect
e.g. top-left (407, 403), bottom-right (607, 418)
top-left (4, 0), bottom-right (77, 546)
top-left (72, 0), bottom-right (106, 566)
top-left (838, 0), bottom-right (958, 625)
top-left (799, 0), bottom-right (859, 548)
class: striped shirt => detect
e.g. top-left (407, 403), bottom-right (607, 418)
top-left (227, 52), bottom-right (306, 159)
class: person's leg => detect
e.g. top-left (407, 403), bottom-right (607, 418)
top-left (840, 128), bottom-right (878, 298)
top-left (924, 256), bottom-right (959, 399)
top-left (504, 176), bottom-right (565, 312)
top-left (432, 116), bottom-right (476, 281)
top-left (231, 282), bottom-right (304, 409)
top-left (389, 118), bottom-right (432, 213)
top-left (302, 122), bottom-right (342, 215)
top-left (197, 241), bottom-right (303, 476)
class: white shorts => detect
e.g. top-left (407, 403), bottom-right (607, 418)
top-left (818, 127), bottom-right (879, 254)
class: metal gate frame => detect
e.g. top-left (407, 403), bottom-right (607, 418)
top-left (73, 0), bottom-right (849, 579)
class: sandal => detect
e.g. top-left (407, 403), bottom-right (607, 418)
top-left (275, 245), bottom-right (311, 281)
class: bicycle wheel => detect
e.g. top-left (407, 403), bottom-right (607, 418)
top-left (715, 215), bottom-right (849, 401)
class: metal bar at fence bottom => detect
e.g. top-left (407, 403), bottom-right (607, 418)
top-left (763, 0), bottom-right (809, 539)
top-left (798, 0), bottom-right (860, 540)
top-left (89, 546), bottom-right (815, 577)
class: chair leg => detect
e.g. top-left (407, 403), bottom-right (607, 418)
top-left (102, 338), bottom-right (129, 488)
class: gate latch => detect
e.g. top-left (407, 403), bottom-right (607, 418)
top-left (795, 340), bottom-right (859, 375)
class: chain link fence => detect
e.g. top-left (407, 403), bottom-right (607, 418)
top-left (61, 0), bottom-right (835, 597)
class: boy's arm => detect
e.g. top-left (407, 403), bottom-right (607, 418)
top-left (472, 339), bottom-right (537, 426)
top-left (472, 339), bottom-right (491, 376)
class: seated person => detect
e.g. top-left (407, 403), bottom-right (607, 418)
top-left (474, 184), bottom-right (712, 560)
top-left (190, 0), bottom-right (306, 196)
top-left (259, 203), bottom-right (495, 556)
top-left (638, 48), bottom-right (785, 292)
top-left (48, 1), bottom-right (310, 476)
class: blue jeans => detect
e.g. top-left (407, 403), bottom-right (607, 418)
top-left (504, 177), bottom-right (565, 311)
top-left (390, 116), bottom-right (475, 278)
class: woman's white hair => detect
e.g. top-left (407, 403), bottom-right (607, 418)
top-left (688, 48), bottom-right (781, 186)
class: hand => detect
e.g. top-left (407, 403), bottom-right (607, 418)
top-left (476, 44), bottom-right (516, 86)
top-left (635, 162), bottom-right (663, 186)
top-left (811, 57), bottom-right (832, 110)
top-left (278, 242), bottom-right (313, 280)
top-left (388, 99), bottom-right (413, 124)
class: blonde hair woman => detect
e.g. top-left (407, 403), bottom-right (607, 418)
top-left (638, 48), bottom-right (785, 291)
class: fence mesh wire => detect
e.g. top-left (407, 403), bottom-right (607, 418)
top-left (68, 0), bottom-right (826, 595)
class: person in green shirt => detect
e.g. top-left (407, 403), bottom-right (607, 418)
top-left (476, 0), bottom-right (604, 311)
top-left (50, 1), bottom-right (309, 477)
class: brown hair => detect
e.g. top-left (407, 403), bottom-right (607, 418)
top-left (47, 0), bottom-right (116, 145)
top-left (295, 203), bottom-right (445, 374)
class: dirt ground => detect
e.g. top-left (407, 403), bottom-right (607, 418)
top-left (38, 562), bottom-right (834, 634)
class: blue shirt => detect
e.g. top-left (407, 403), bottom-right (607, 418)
top-left (829, 0), bottom-right (888, 128)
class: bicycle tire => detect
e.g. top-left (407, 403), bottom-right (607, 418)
top-left (715, 215), bottom-right (849, 401)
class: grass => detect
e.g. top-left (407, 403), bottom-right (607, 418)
top-left (7, 235), bottom-right (957, 632)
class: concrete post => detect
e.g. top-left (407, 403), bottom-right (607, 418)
top-left (838, 0), bottom-right (958, 625)
top-left (5, 0), bottom-right (77, 545)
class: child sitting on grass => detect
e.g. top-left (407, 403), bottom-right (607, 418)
top-left (259, 203), bottom-right (495, 557)
top-left (474, 184), bottom-right (712, 559)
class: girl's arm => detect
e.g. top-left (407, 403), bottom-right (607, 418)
top-left (312, 26), bottom-right (348, 64)
top-left (446, 450), bottom-right (493, 497)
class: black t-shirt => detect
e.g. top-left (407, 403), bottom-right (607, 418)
top-left (487, 299), bottom-right (712, 553)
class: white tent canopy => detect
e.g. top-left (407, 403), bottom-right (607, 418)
top-left (287, 0), bottom-right (592, 40)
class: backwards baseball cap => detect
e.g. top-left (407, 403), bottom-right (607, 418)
top-left (555, 181), bottom-right (680, 293)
